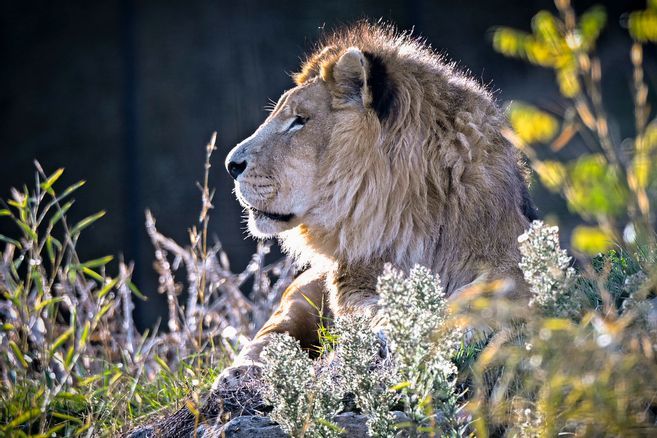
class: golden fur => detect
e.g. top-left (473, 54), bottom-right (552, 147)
top-left (219, 23), bottom-right (534, 384)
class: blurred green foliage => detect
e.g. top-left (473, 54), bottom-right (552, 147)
top-left (495, 0), bottom-right (657, 255)
top-left (629, 0), bottom-right (657, 42)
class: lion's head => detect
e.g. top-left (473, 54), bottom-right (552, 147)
top-left (226, 24), bottom-right (534, 281)
top-left (224, 75), bottom-right (335, 239)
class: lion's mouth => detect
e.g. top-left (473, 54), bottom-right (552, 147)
top-left (249, 207), bottom-right (294, 222)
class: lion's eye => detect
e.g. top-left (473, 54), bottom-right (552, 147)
top-left (288, 115), bottom-right (308, 132)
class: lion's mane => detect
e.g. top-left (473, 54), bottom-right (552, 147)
top-left (280, 23), bottom-right (535, 294)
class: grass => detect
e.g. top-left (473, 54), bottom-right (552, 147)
top-left (3, 1), bottom-right (657, 436)
top-left (0, 135), bottom-right (294, 436)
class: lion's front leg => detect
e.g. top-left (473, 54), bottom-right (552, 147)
top-left (327, 261), bottom-right (384, 322)
top-left (215, 269), bottom-right (328, 389)
top-left (327, 261), bottom-right (394, 358)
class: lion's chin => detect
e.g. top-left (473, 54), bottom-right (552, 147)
top-left (247, 209), bottom-right (296, 238)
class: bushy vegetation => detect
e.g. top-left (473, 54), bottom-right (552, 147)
top-left (494, 0), bottom-right (657, 256)
top-left (0, 136), bottom-right (294, 436)
top-left (258, 222), bottom-right (657, 436)
top-left (2, 1), bottom-right (657, 436)
top-left (261, 266), bottom-right (467, 437)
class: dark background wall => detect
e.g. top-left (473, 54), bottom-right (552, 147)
top-left (0, 0), bottom-right (649, 329)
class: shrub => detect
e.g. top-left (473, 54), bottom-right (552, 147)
top-left (261, 265), bottom-right (468, 437)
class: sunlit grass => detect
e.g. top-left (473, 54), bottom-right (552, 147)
top-left (0, 135), bottom-right (294, 436)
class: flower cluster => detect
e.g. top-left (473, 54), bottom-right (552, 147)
top-left (261, 333), bottom-right (342, 437)
top-left (378, 264), bottom-right (461, 390)
top-left (377, 264), bottom-right (463, 430)
top-left (333, 315), bottom-right (399, 436)
top-left (260, 265), bottom-right (464, 436)
top-left (518, 220), bottom-right (577, 317)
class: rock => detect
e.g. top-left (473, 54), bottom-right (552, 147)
top-left (125, 426), bottom-right (154, 438)
top-left (211, 415), bottom-right (286, 438)
top-left (334, 411), bottom-right (370, 436)
top-left (205, 411), bottom-right (410, 437)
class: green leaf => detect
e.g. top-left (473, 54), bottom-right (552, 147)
top-left (50, 327), bottom-right (74, 354)
top-left (95, 301), bottom-right (114, 322)
top-left (75, 420), bottom-right (92, 436)
top-left (43, 423), bottom-right (69, 435)
top-left (64, 345), bottom-right (75, 368)
top-left (41, 167), bottom-right (64, 192)
top-left (78, 255), bottom-right (114, 269)
top-left (0, 234), bottom-right (22, 249)
top-left (0, 209), bottom-right (11, 217)
top-left (35, 297), bottom-right (64, 312)
top-left (127, 280), bottom-right (147, 301)
top-left (15, 221), bottom-right (37, 241)
top-left (316, 418), bottom-right (345, 434)
top-left (70, 210), bottom-right (105, 236)
top-left (7, 199), bottom-right (25, 209)
top-left (109, 370), bottom-right (123, 386)
top-left (58, 180), bottom-right (86, 201)
top-left (579, 6), bottom-right (606, 48)
top-left (45, 235), bottom-right (56, 264)
top-left (98, 277), bottom-right (119, 299)
top-left (154, 355), bottom-right (171, 373)
top-left (79, 321), bottom-right (91, 347)
top-left (6, 408), bottom-right (41, 428)
top-left (78, 375), bottom-right (101, 386)
top-left (48, 200), bottom-right (74, 228)
top-left (82, 266), bottom-right (104, 283)
top-left (51, 412), bottom-right (83, 424)
top-left (9, 341), bottom-right (28, 368)
top-left (567, 154), bottom-right (627, 217)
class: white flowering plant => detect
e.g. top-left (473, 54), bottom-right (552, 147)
top-left (518, 220), bottom-right (578, 317)
top-left (457, 220), bottom-right (657, 435)
top-left (377, 265), bottom-right (464, 434)
top-left (260, 265), bottom-right (468, 437)
top-left (261, 333), bottom-right (343, 437)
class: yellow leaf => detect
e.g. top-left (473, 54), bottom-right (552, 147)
top-left (571, 225), bottom-right (614, 254)
top-left (493, 27), bottom-right (527, 58)
top-left (532, 11), bottom-right (562, 48)
top-left (508, 102), bottom-right (559, 144)
top-left (534, 160), bottom-right (567, 192)
top-left (390, 381), bottom-right (411, 391)
top-left (525, 38), bottom-right (556, 67)
top-left (629, 9), bottom-right (657, 42)
top-left (631, 154), bottom-right (651, 190)
top-left (556, 65), bottom-right (580, 97)
top-left (542, 318), bottom-right (573, 331)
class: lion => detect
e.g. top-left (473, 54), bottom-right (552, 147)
top-left (218, 23), bottom-right (536, 388)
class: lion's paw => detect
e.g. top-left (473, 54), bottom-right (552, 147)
top-left (216, 363), bottom-right (263, 390)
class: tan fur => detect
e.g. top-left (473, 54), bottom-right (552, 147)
top-left (219, 23), bottom-right (532, 385)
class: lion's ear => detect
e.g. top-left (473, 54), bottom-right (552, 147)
top-left (329, 47), bottom-right (374, 110)
top-left (328, 48), bottom-right (395, 120)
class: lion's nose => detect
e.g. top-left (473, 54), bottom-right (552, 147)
top-left (226, 160), bottom-right (247, 179)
